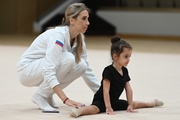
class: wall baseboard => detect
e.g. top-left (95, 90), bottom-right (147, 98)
top-left (117, 33), bottom-right (180, 40)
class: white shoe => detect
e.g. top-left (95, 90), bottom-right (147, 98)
top-left (31, 92), bottom-right (59, 113)
top-left (46, 96), bottom-right (59, 108)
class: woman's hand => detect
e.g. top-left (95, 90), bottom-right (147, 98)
top-left (64, 98), bottom-right (85, 108)
top-left (126, 105), bottom-right (138, 113)
top-left (53, 86), bottom-right (85, 108)
top-left (106, 107), bottom-right (115, 115)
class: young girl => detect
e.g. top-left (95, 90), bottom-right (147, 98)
top-left (70, 35), bottom-right (164, 117)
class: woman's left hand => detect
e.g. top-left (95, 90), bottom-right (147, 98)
top-left (64, 98), bottom-right (85, 108)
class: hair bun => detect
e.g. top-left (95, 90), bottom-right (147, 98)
top-left (111, 35), bottom-right (121, 44)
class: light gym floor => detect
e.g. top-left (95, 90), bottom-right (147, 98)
top-left (0, 35), bottom-right (180, 120)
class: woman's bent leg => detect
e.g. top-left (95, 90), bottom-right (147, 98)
top-left (58, 58), bottom-right (87, 89)
top-left (36, 53), bottom-right (87, 111)
top-left (31, 92), bottom-right (58, 112)
top-left (18, 58), bottom-right (58, 111)
top-left (18, 58), bottom-right (45, 87)
top-left (18, 72), bottom-right (43, 87)
top-left (37, 56), bottom-right (87, 98)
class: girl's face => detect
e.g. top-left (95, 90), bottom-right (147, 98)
top-left (114, 48), bottom-right (132, 67)
top-left (71, 10), bottom-right (90, 33)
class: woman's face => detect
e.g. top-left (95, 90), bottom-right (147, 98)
top-left (71, 10), bottom-right (90, 33)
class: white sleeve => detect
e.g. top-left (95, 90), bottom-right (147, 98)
top-left (81, 35), bottom-right (100, 93)
top-left (42, 33), bottom-right (64, 88)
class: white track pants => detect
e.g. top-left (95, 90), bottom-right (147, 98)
top-left (18, 52), bottom-right (87, 98)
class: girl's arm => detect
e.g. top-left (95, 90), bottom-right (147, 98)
top-left (125, 82), bottom-right (134, 112)
top-left (103, 79), bottom-right (115, 115)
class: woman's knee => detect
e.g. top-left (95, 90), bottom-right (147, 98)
top-left (19, 78), bottom-right (33, 87)
top-left (18, 73), bottom-right (42, 87)
top-left (62, 52), bottom-right (75, 66)
top-left (77, 59), bottom-right (87, 73)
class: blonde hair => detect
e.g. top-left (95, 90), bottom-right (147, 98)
top-left (62, 3), bottom-right (90, 26)
top-left (62, 3), bottom-right (90, 63)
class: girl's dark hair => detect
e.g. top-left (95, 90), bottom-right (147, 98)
top-left (110, 35), bottom-right (132, 60)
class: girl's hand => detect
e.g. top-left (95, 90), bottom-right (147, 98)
top-left (126, 105), bottom-right (138, 113)
top-left (106, 107), bottom-right (115, 115)
top-left (64, 98), bottom-right (85, 108)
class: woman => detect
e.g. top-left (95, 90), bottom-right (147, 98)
top-left (16, 3), bottom-right (100, 113)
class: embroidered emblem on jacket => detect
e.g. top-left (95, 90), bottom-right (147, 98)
top-left (55, 40), bottom-right (64, 47)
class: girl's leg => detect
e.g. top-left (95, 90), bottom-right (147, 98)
top-left (133, 99), bottom-right (164, 109)
top-left (70, 105), bottom-right (100, 118)
top-left (112, 99), bottom-right (129, 111)
top-left (111, 99), bottom-right (164, 112)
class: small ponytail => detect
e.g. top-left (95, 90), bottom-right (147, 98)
top-left (111, 35), bottom-right (121, 44)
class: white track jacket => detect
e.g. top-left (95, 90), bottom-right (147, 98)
top-left (16, 26), bottom-right (100, 93)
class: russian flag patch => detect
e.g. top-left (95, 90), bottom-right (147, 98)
top-left (55, 40), bottom-right (64, 47)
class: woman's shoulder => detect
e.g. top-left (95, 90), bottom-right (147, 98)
top-left (54, 26), bottom-right (67, 34)
top-left (42, 26), bottom-right (69, 38)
